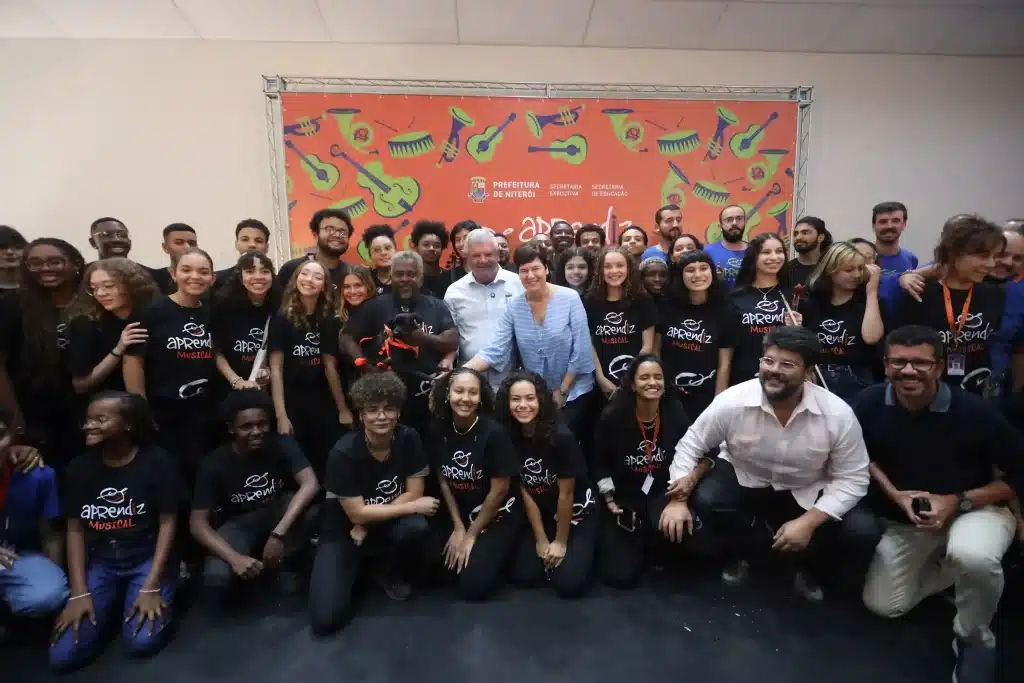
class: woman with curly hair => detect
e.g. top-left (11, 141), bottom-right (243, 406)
top-left (310, 371), bottom-right (438, 633)
top-left (269, 260), bottom-right (352, 478)
top-left (585, 246), bottom-right (657, 399)
top-left (427, 368), bottom-right (519, 601)
top-left (553, 246), bottom-right (594, 296)
top-left (67, 258), bottom-right (159, 400)
top-left (0, 237), bottom-right (85, 470)
top-left (362, 224), bottom-right (396, 296)
top-left (497, 371), bottom-right (597, 598)
top-left (211, 252), bottom-right (281, 397)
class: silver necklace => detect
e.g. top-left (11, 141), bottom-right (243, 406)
top-left (754, 284), bottom-right (778, 300)
top-left (452, 415), bottom-right (479, 436)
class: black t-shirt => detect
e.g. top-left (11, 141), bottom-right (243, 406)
top-left (788, 259), bottom-right (816, 286)
top-left (126, 297), bottom-right (215, 403)
top-left (0, 292), bottom-right (73, 420)
top-left (145, 265), bottom-right (176, 295)
top-left (422, 271), bottom-right (453, 298)
top-left (68, 314), bottom-right (131, 394)
top-left (277, 256), bottom-right (348, 294)
top-left (324, 424), bottom-right (429, 530)
top-left (586, 296), bottom-right (658, 382)
top-left (62, 445), bottom-right (180, 549)
top-left (429, 416), bottom-right (519, 524)
top-left (728, 287), bottom-right (788, 385)
top-left (211, 302), bottom-right (274, 382)
top-left (193, 435), bottom-right (310, 522)
top-left (657, 298), bottom-right (738, 417)
top-left (511, 424), bottom-right (595, 522)
top-left (799, 292), bottom-right (882, 369)
top-left (267, 312), bottom-right (340, 403)
top-left (372, 271), bottom-right (392, 297)
top-left (893, 280), bottom-right (1005, 395)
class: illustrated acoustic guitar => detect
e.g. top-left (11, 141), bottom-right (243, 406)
top-left (284, 140), bottom-right (340, 192)
top-left (330, 145), bottom-right (420, 218)
top-left (729, 112), bottom-right (779, 160)
top-left (527, 135), bottom-right (588, 165)
top-left (467, 113), bottom-right (517, 163)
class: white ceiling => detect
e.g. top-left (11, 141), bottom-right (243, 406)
top-left (1, 0), bottom-right (1021, 56)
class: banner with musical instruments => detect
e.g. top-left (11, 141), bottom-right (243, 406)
top-left (280, 93), bottom-right (798, 262)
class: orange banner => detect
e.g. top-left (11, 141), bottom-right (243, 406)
top-left (281, 92), bottom-right (798, 263)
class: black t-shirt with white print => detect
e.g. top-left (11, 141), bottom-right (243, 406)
top-left (268, 312), bottom-right (340, 402)
top-left (68, 313), bottom-right (131, 395)
top-left (430, 416), bottom-right (520, 525)
top-left (511, 423), bottom-right (595, 524)
top-left (212, 302), bottom-right (274, 383)
top-left (799, 292), bottom-right (881, 369)
top-left (894, 280), bottom-right (1005, 395)
top-left (126, 296), bottom-right (215, 403)
top-left (586, 297), bottom-right (658, 384)
top-left (657, 299), bottom-right (738, 418)
top-left (324, 424), bottom-right (429, 531)
top-left (193, 435), bottom-right (310, 523)
top-left (372, 271), bottom-right (392, 297)
top-left (62, 445), bottom-right (180, 550)
top-left (728, 287), bottom-right (788, 385)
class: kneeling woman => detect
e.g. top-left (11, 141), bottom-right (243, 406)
top-left (594, 356), bottom-right (695, 588)
top-left (310, 372), bottom-right (439, 634)
top-left (497, 371), bottom-right (598, 598)
top-left (50, 392), bottom-right (179, 672)
top-left (428, 368), bottom-right (520, 601)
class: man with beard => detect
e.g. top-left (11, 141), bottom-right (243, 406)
top-left (88, 217), bottom-right (134, 261)
top-left (872, 201), bottom-right (918, 276)
top-left (788, 216), bottom-right (832, 285)
top-left (550, 221), bottom-right (576, 260)
top-left (339, 251), bottom-right (459, 437)
top-left (641, 204), bottom-right (683, 263)
top-left (277, 208), bottom-right (351, 292)
top-left (665, 326), bottom-right (879, 602)
top-left (704, 205), bottom-right (748, 288)
top-left (575, 223), bottom-right (606, 254)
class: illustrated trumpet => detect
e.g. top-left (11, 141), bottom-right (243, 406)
top-left (746, 149), bottom-right (788, 189)
top-left (602, 108), bottom-right (645, 151)
top-left (325, 108), bottom-right (374, 150)
top-left (526, 105), bottom-right (584, 139)
top-left (436, 106), bottom-right (475, 167)
top-left (702, 106), bottom-right (738, 163)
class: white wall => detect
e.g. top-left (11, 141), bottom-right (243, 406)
top-left (0, 39), bottom-right (1020, 268)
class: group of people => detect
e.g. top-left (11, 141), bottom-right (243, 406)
top-left (0, 201), bottom-right (1022, 683)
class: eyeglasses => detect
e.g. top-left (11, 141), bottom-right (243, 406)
top-left (95, 230), bottom-right (130, 240)
top-left (759, 356), bottom-right (801, 372)
top-left (25, 257), bottom-right (68, 271)
top-left (362, 407), bottom-right (399, 419)
top-left (87, 283), bottom-right (120, 297)
top-left (884, 358), bottom-right (938, 372)
top-left (320, 225), bottom-right (348, 235)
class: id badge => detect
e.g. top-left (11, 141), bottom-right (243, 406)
top-left (947, 352), bottom-right (966, 376)
top-left (641, 474), bottom-right (654, 495)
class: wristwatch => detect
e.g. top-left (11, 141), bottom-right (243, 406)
top-left (956, 492), bottom-right (974, 515)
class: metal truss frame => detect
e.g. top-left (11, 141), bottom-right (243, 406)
top-left (263, 77), bottom-right (813, 262)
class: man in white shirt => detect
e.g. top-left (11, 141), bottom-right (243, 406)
top-left (444, 229), bottom-right (524, 389)
top-left (667, 326), bottom-right (882, 601)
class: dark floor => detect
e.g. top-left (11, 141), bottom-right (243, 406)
top-left (5, 566), bottom-right (1022, 683)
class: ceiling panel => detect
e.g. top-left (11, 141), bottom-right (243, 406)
top-left (825, 6), bottom-right (977, 54)
top-left (316, 0), bottom-right (457, 44)
top-left (458, 0), bottom-right (593, 46)
top-left (700, 0), bottom-right (1017, 6)
top-left (712, 1), bottom-right (856, 52)
top-left (33, 0), bottom-right (196, 39)
top-left (0, 0), bottom-right (62, 38)
top-left (935, 8), bottom-right (1024, 55)
top-left (173, 0), bottom-right (328, 42)
top-left (585, 0), bottom-right (727, 49)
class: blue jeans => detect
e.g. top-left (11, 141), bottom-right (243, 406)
top-left (0, 552), bottom-right (69, 617)
top-left (48, 544), bottom-right (176, 673)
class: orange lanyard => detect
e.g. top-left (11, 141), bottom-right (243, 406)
top-left (941, 282), bottom-right (973, 341)
top-left (635, 413), bottom-right (660, 462)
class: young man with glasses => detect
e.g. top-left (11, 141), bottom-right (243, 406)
top-left (665, 326), bottom-right (882, 601)
top-left (854, 325), bottom-right (1023, 683)
top-left (277, 209), bottom-right (352, 293)
top-left (88, 217), bottom-right (133, 260)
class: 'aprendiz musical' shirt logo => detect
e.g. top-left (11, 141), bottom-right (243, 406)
top-left (230, 472), bottom-right (283, 504)
top-left (594, 311), bottom-right (636, 337)
top-left (292, 330), bottom-right (321, 358)
top-left (365, 476), bottom-right (403, 506)
top-left (167, 320), bottom-right (213, 358)
top-left (624, 440), bottom-right (666, 472)
top-left (234, 327), bottom-right (265, 355)
top-left (521, 457), bottom-right (557, 492)
top-left (441, 450), bottom-right (484, 491)
top-left (818, 318), bottom-right (856, 350)
top-left (940, 313), bottom-right (994, 346)
top-left (80, 487), bottom-right (147, 531)
top-left (742, 298), bottom-right (785, 326)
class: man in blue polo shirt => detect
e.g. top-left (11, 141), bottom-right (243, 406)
top-left (853, 325), bottom-right (1022, 683)
top-left (0, 406), bottom-right (68, 621)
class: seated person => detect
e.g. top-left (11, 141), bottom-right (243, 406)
top-left (855, 325), bottom-right (1023, 683)
top-left (49, 392), bottom-right (179, 673)
top-left (0, 405), bottom-right (68, 620)
top-left (189, 390), bottom-right (319, 607)
top-left (427, 368), bottom-right (520, 601)
top-left (309, 371), bottom-right (438, 635)
top-left (667, 326), bottom-right (882, 602)
top-left (594, 356), bottom-right (695, 589)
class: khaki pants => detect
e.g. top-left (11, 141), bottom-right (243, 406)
top-left (862, 506), bottom-right (1016, 647)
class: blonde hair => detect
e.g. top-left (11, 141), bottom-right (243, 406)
top-left (281, 260), bottom-right (338, 329)
top-left (339, 265), bottom-right (377, 322)
top-left (806, 242), bottom-right (866, 295)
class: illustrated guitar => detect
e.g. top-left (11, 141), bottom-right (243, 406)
top-left (285, 140), bottom-right (340, 191)
top-left (704, 183), bottom-right (782, 243)
top-left (729, 112), bottom-right (778, 159)
top-left (330, 145), bottom-right (420, 218)
top-left (466, 113), bottom-right (517, 163)
top-left (527, 135), bottom-right (588, 165)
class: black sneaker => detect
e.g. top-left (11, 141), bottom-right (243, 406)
top-left (953, 636), bottom-right (996, 683)
top-left (722, 559), bottom-right (750, 587)
top-left (374, 571), bottom-right (412, 601)
top-left (793, 571), bottom-right (824, 603)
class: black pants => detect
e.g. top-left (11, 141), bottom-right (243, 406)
top-left (150, 396), bottom-right (218, 492)
top-left (511, 513), bottom-right (598, 599)
top-left (288, 396), bottom-right (345, 481)
top-left (436, 513), bottom-right (522, 601)
top-left (561, 390), bottom-right (597, 473)
top-left (202, 493), bottom-right (308, 606)
top-left (308, 514), bottom-right (433, 634)
top-left (690, 459), bottom-right (884, 590)
top-left (597, 495), bottom-right (671, 589)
